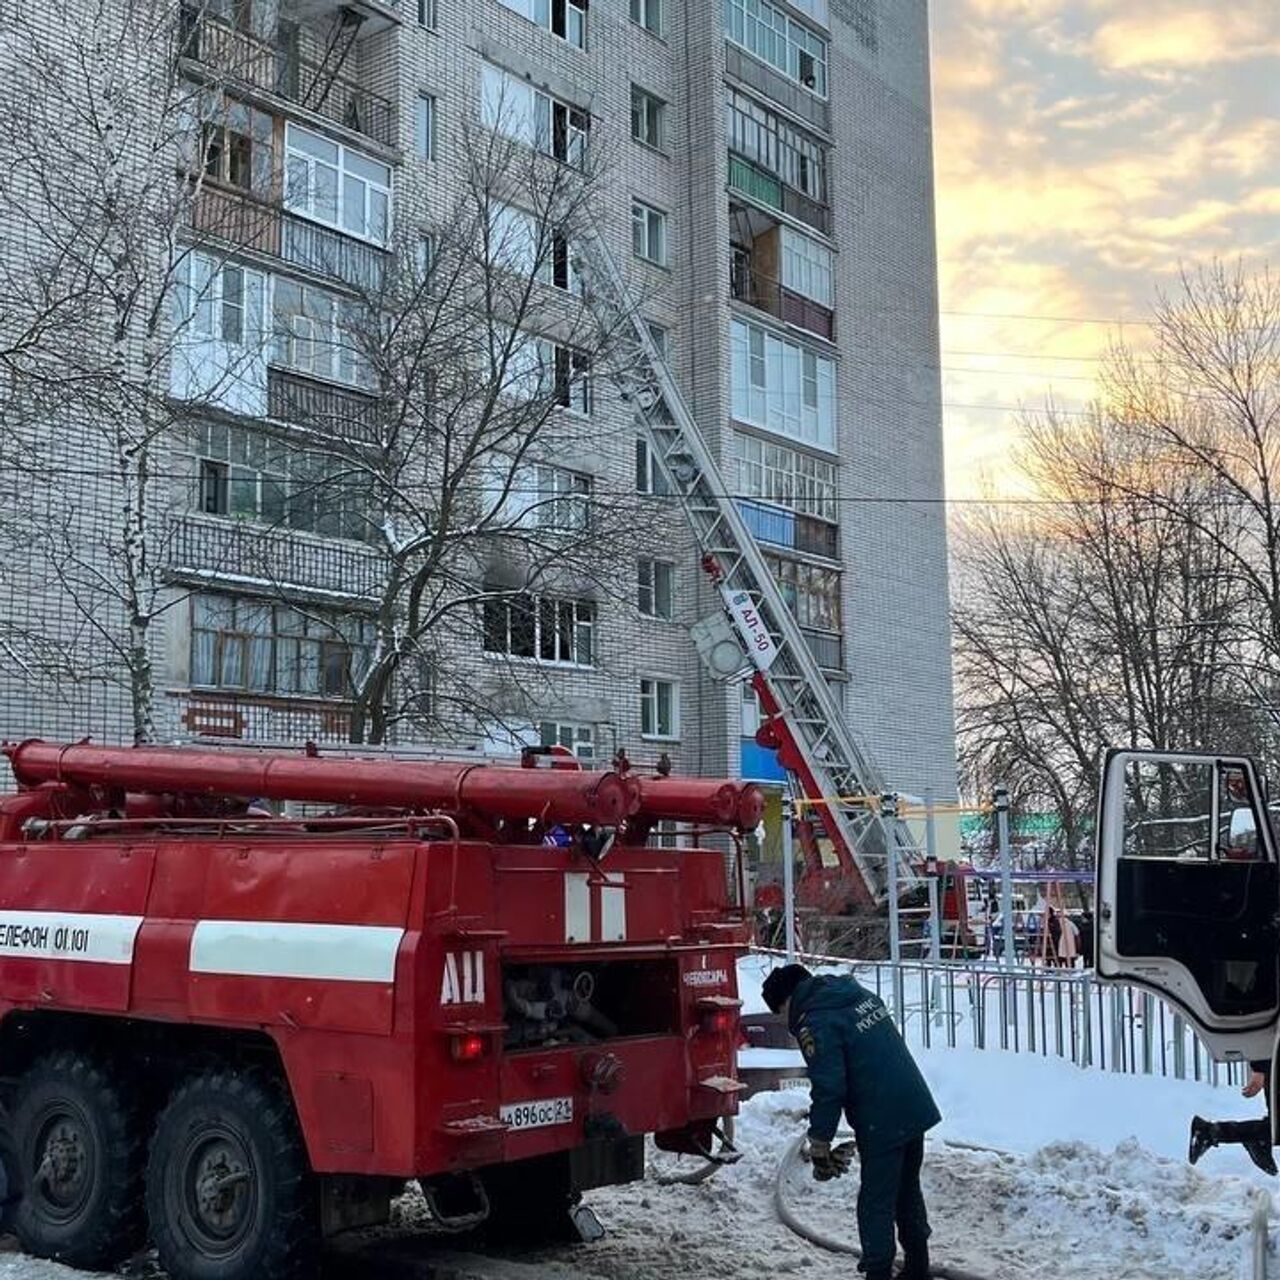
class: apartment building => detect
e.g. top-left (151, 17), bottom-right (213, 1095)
top-left (0, 0), bottom-right (956, 812)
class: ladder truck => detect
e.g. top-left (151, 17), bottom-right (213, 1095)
top-left (0, 740), bottom-right (760, 1279)
top-left (577, 235), bottom-right (924, 922)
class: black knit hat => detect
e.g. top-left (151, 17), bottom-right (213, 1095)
top-left (762, 963), bottom-right (812, 1014)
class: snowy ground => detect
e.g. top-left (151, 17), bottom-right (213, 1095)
top-left (0, 1046), bottom-right (1271, 1280)
top-left (0, 955), bottom-right (1275, 1280)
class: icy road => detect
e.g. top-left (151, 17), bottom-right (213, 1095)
top-left (0, 1046), bottom-right (1273, 1280)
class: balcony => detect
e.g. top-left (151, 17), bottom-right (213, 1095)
top-left (738, 500), bottom-right (839, 560)
top-left (190, 186), bottom-right (387, 293)
top-left (801, 626), bottom-right (842, 673)
top-left (725, 42), bottom-right (830, 135)
top-left (728, 153), bottom-right (831, 238)
top-left (179, 6), bottom-right (396, 149)
top-left (268, 367), bottom-right (382, 443)
top-left (283, 54), bottom-right (396, 149)
top-left (731, 261), bottom-right (834, 342)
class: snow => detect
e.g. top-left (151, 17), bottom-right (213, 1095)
top-left (3, 965), bottom-right (1278, 1279)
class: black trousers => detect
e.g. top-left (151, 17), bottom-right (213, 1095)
top-left (1214, 1118), bottom-right (1272, 1145)
top-left (856, 1134), bottom-right (930, 1277)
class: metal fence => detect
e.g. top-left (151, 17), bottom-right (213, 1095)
top-left (776, 952), bottom-right (1250, 1089)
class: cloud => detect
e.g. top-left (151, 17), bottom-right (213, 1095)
top-left (1092, 8), bottom-right (1280, 71)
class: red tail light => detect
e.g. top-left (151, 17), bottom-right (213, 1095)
top-left (703, 1008), bottom-right (738, 1034)
top-left (451, 1033), bottom-right (487, 1062)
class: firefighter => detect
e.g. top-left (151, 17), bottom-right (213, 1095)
top-left (763, 964), bottom-right (941, 1280)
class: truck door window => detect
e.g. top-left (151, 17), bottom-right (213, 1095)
top-left (1219, 765), bottom-right (1262, 861)
top-left (1123, 758), bottom-right (1214, 861)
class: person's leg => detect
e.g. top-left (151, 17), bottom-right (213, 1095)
top-left (856, 1144), bottom-right (905, 1280)
top-left (895, 1135), bottom-right (931, 1279)
top-left (1189, 1116), bottom-right (1276, 1175)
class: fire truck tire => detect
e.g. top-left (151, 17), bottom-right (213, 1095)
top-left (10, 1050), bottom-right (148, 1270)
top-left (145, 1069), bottom-right (318, 1280)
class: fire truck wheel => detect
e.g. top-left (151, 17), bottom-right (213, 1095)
top-left (145, 1070), bottom-right (318, 1280)
top-left (10, 1050), bottom-right (147, 1269)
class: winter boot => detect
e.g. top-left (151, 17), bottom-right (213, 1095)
top-left (898, 1245), bottom-right (932, 1279)
top-left (1244, 1137), bottom-right (1278, 1177)
top-left (1188, 1116), bottom-right (1217, 1166)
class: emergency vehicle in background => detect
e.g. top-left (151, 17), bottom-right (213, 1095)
top-left (0, 738), bottom-right (759, 1279)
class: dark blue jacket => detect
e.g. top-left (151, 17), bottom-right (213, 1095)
top-left (789, 974), bottom-right (941, 1154)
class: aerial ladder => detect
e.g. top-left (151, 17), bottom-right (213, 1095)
top-left (576, 235), bottom-right (920, 909)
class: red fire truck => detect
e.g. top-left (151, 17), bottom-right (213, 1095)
top-left (0, 740), bottom-right (758, 1279)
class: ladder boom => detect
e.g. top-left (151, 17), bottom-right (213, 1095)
top-left (577, 234), bottom-right (919, 905)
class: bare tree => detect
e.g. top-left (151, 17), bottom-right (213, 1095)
top-left (954, 375), bottom-right (1262, 863)
top-left (0, 0), bottom-right (280, 742)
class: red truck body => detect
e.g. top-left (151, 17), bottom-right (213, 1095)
top-left (0, 740), bottom-right (758, 1275)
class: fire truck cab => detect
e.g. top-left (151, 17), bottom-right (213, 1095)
top-left (1095, 749), bottom-right (1280, 1097)
top-left (0, 740), bottom-right (757, 1280)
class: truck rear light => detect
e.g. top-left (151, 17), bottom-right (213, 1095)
top-left (701, 1008), bottom-right (738, 1034)
top-left (696, 994), bottom-right (742, 1035)
top-left (451, 1033), bottom-right (487, 1062)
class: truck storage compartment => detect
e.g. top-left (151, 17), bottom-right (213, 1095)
top-left (502, 961), bottom-right (679, 1050)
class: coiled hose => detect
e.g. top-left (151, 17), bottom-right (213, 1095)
top-left (774, 1136), bottom-right (990, 1280)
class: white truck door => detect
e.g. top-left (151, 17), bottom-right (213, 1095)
top-left (1097, 749), bottom-right (1280, 1063)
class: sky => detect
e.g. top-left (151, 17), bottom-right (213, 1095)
top-left (929, 0), bottom-right (1280, 499)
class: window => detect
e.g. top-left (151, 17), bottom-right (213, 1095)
top-left (647, 321), bottom-right (669, 361)
top-left (766, 555), bottom-right (841, 631)
top-left (486, 460), bottom-right (591, 531)
top-left (190, 593), bottom-right (374, 697)
top-left (724, 0), bottom-right (829, 96)
top-left (725, 89), bottom-right (828, 203)
top-left (417, 93), bottom-right (437, 161)
top-left (504, 332), bottom-right (591, 411)
top-left (196, 421), bottom-right (371, 541)
top-left (488, 202), bottom-right (579, 293)
top-left (417, 0), bottom-right (436, 26)
top-left (284, 124), bottom-right (392, 245)
top-left (483, 591), bottom-right (596, 666)
top-left (173, 254), bottom-right (266, 349)
top-left (631, 199), bottom-right (667, 266)
top-left (480, 63), bottom-right (588, 168)
top-left (781, 227), bottom-right (834, 307)
top-left (731, 318), bottom-right (836, 449)
top-left (734, 432), bottom-right (837, 521)
top-left (630, 86), bottom-right (666, 150)
top-left (640, 678), bottom-right (678, 739)
top-left (197, 101), bottom-right (274, 198)
top-left (497, 0), bottom-right (586, 47)
top-left (635, 437), bottom-right (671, 495)
top-left (271, 279), bottom-right (374, 390)
top-left (415, 232), bottom-right (435, 279)
top-left (630, 0), bottom-right (661, 35)
top-left (638, 559), bottom-right (674, 619)
top-left (541, 721), bottom-right (596, 761)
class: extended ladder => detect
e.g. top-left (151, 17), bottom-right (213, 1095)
top-left (577, 234), bottom-right (919, 905)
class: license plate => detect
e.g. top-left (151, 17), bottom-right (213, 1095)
top-left (500, 1097), bottom-right (575, 1131)
top-left (779, 1076), bottom-right (811, 1091)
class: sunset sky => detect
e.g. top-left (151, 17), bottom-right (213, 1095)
top-left (930, 0), bottom-right (1280, 498)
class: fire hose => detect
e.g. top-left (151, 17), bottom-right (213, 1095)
top-left (774, 1136), bottom-right (990, 1280)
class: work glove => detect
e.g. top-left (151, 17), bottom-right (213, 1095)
top-left (808, 1138), bottom-right (854, 1182)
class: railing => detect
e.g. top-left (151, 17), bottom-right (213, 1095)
top-left (179, 7), bottom-right (280, 94)
top-left (783, 186), bottom-right (833, 237)
top-left (760, 950), bottom-right (1251, 1089)
top-left (168, 514), bottom-right (383, 598)
top-left (725, 42), bottom-right (831, 135)
top-left (281, 212), bottom-right (386, 292)
top-left (801, 626), bottom-right (842, 671)
top-left (268, 368), bottom-right (382, 443)
top-left (738, 499), bottom-right (839, 559)
top-left (178, 7), bottom-right (395, 149)
top-left (731, 260), bottom-right (835, 341)
top-left (188, 187), bottom-right (387, 293)
top-left (285, 55), bottom-right (396, 149)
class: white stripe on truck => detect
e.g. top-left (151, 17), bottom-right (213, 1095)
top-left (190, 921), bottom-right (405, 983)
top-left (0, 911), bottom-right (144, 965)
